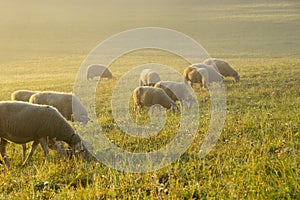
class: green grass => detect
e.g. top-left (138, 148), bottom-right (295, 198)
top-left (0, 55), bottom-right (299, 199)
top-left (0, 0), bottom-right (299, 199)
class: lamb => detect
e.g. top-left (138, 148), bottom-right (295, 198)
top-left (132, 86), bottom-right (178, 113)
top-left (139, 69), bottom-right (161, 86)
top-left (29, 91), bottom-right (89, 124)
top-left (11, 90), bottom-right (37, 102)
top-left (182, 66), bottom-right (204, 88)
top-left (192, 63), bottom-right (224, 85)
top-left (0, 101), bottom-right (82, 166)
top-left (203, 58), bottom-right (240, 82)
top-left (86, 64), bottom-right (113, 80)
top-left (154, 81), bottom-right (195, 108)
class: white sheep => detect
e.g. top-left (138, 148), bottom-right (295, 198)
top-left (0, 101), bottom-right (82, 166)
top-left (132, 86), bottom-right (178, 113)
top-left (192, 63), bottom-right (224, 85)
top-left (29, 91), bottom-right (89, 124)
top-left (154, 81), bottom-right (195, 108)
top-left (182, 66), bottom-right (203, 88)
top-left (11, 90), bottom-right (68, 160)
top-left (11, 90), bottom-right (37, 102)
top-left (203, 58), bottom-right (240, 82)
top-left (139, 69), bottom-right (161, 86)
top-left (86, 64), bottom-right (113, 80)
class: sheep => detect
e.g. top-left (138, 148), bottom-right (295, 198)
top-left (132, 86), bottom-right (178, 113)
top-left (10, 90), bottom-right (69, 161)
top-left (29, 92), bottom-right (88, 124)
top-left (0, 101), bottom-right (82, 166)
top-left (182, 66), bottom-right (204, 88)
top-left (154, 81), bottom-right (195, 108)
top-left (11, 90), bottom-right (37, 102)
top-left (139, 69), bottom-right (161, 86)
top-left (86, 64), bottom-right (113, 80)
top-left (192, 63), bottom-right (224, 85)
top-left (204, 58), bottom-right (240, 82)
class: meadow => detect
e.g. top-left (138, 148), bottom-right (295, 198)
top-left (0, 0), bottom-right (299, 199)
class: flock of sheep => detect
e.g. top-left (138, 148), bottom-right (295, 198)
top-left (133, 58), bottom-right (239, 112)
top-left (0, 58), bottom-right (239, 167)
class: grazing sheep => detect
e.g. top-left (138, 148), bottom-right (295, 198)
top-left (154, 81), bottom-right (195, 108)
top-left (139, 69), bottom-right (161, 86)
top-left (182, 66), bottom-right (203, 88)
top-left (0, 101), bottom-right (82, 166)
top-left (29, 92), bottom-right (88, 124)
top-left (11, 91), bottom-right (84, 159)
top-left (11, 90), bottom-right (37, 102)
top-left (133, 86), bottom-right (178, 113)
top-left (11, 90), bottom-right (72, 159)
top-left (11, 90), bottom-right (69, 161)
top-left (86, 64), bottom-right (112, 80)
top-left (204, 58), bottom-right (240, 82)
top-left (192, 63), bottom-right (224, 85)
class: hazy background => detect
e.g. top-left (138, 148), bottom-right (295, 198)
top-left (0, 0), bottom-right (299, 64)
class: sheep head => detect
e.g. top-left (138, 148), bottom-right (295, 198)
top-left (234, 74), bottom-right (240, 82)
top-left (171, 103), bottom-right (179, 113)
top-left (67, 134), bottom-right (83, 154)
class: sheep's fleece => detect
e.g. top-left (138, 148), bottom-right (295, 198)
top-left (11, 90), bottom-right (37, 102)
top-left (29, 92), bottom-right (88, 124)
top-left (139, 69), bottom-right (161, 86)
top-left (133, 86), bottom-right (178, 112)
top-left (0, 101), bottom-right (82, 166)
top-left (86, 64), bottom-right (112, 80)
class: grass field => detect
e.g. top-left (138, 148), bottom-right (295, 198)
top-left (0, 0), bottom-right (299, 199)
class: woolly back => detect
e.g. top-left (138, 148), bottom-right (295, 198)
top-left (87, 64), bottom-right (112, 78)
top-left (147, 71), bottom-right (161, 84)
top-left (193, 63), bottom-right (223, 83)
top-left (11, 90), bottom-right (37, 102)
top-left (153, 87), bottom-right (176, 109)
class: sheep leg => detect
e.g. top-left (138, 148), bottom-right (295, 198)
top-left (22, 140), bottom-right (39, 166)
top-left (0, 138), bottom-right (10, 167)
top-left (134, 103), bottom-right (142, 115)
top-left (134, 102), bottom-right (138, 112)
top-left (184, 78), bottom-right (188, 84)
top-left (22, 144), bottom-right (27, 162)
top-left (201, 79), bottom-right (206, 90)
top-left (139, 80), bottom-right (143, 86)
top-left (39, 137), bottom-right (49, 163)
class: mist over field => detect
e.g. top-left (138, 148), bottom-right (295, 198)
top-left (0, 0), bottom-right (299, 63)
